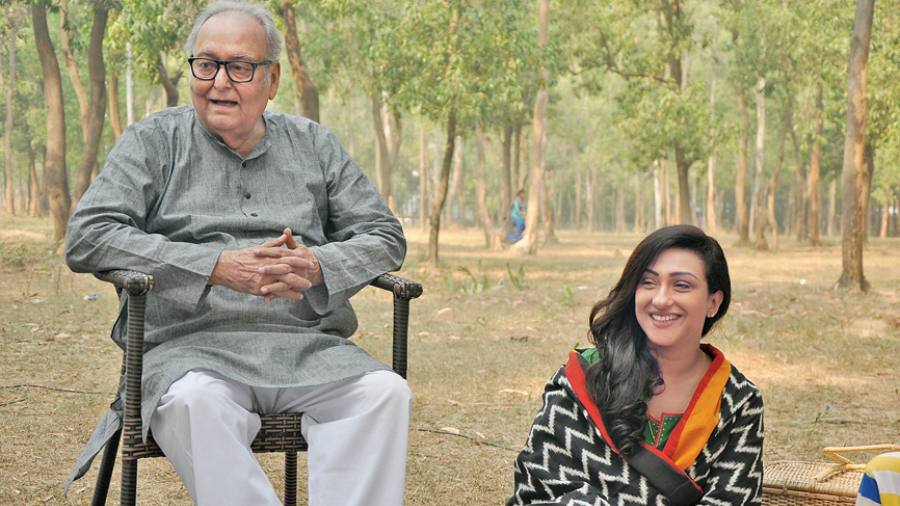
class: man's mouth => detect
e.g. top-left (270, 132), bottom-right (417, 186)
top-left (210, 98), bottom-right (238, 107)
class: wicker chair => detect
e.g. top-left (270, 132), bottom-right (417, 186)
top-left (87, 269), bottom-right (422, 506)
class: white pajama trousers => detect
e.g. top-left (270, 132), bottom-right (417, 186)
top-left (150, 369), bottom-right (411, 506)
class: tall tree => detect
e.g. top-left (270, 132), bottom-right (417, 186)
top-left (516, 0), bottom-right (550, 254)
top-left (32, 2), bottom-right (71, 241)
top-left (3, 13), bottom-right (17, 215)
top-left (276, 0), bottom-right (319, 122)
top-left (69, 1), bottom-right (109, 208)
top-left (836, 0), bottom-right (874, 292)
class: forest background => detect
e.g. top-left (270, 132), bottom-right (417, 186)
top-left (0, 0), bottom-right (898, 504)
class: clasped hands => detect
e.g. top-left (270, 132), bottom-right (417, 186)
top-left (209, 228), bottom-right (322, 301)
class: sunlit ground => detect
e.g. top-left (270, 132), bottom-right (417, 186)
top-left (1, 215), bottom-right (897, 504)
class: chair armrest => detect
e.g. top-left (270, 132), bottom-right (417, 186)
top-left (94, 269), bottom-right (155, 296)
top-left (370, 273), bottom-right (423, 300)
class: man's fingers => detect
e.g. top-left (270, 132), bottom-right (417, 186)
top-left (282, 228), bottom-right (300, 250)
top-left (260, 274), bottom-right (312, 294)
top-left (257, 259), bottom-right (316, 275)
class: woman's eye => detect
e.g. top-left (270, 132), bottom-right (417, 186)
top-left (675, 282), bottom-right (691, 290)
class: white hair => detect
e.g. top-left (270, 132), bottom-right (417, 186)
top-left (185, 0), bottom-right (283, 62)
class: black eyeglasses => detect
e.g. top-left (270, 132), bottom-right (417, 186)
top-left (188, 57), bottom-right (273, 83)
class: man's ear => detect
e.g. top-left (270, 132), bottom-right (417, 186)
top-left (268, 63), bottom-right (281, 100)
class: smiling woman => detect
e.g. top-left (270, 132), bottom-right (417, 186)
top-left (507, 225), bottom-right (763, 506)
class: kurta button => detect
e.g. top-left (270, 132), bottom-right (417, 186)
top-left (250, 212), bottom-right (258, 217)
top-left (244, 192), bottom-right (251, 199)
top-left (241, 161), bottom-right (247, 168)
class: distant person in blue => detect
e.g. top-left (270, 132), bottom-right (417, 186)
top-left (508, 190), bottom-right (526, 242)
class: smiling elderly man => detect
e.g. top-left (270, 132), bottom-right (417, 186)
top-left (64, 1), bottom-right (409, 505)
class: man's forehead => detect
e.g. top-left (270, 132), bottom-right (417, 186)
top-left (192, 10), bottom-right (268, 57)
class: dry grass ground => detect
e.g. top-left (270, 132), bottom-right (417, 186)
top-left (1, 215), bottom-right (898, 505)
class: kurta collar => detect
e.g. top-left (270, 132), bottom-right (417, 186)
top-left (192, 107), bottom-right (273, 161)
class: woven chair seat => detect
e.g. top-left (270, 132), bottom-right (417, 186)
top-left (762, 460), bottom-right (861, 505)
top-left (119, 413), bottom-right (307, 460)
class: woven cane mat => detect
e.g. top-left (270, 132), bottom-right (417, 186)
top-left (762, 460), bottom-right (862, 506)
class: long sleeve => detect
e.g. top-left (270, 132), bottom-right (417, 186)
top-left (695, 388), bottom-right (764, 505)
top-left (304, 126), bottom-right (406, 314)
top-left (66, 118), bottom-right (223, 309)
top-left (508, 374), bottom-right (613, 506)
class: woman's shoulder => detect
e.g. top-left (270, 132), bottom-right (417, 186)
top-left (721, 360), bottom-right (764, 420)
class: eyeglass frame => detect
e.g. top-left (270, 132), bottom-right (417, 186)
top-left (187, 56), bottom-right (274, 83)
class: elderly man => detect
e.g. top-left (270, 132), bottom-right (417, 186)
top-left (64, 1), bottom-right (409, 505)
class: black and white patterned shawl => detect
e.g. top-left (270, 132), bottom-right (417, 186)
top-left (507, 353), bottom-right (764, 506)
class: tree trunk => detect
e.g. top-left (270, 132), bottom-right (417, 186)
top-left (827, 179), bottom-right (838, 237)
top-left (108, 70), bottom-right (123, 142)
top-left (28, 138), bottom-right (41, 217)
top-left (736, 93), bottom-right (750, 244)
top-left (660, 159), bottom-right (672, 226)
top-left (675, 151), bottom-right (692, 225)
top-left (574, 172), bottom-right (583, 230)
top-left (59, 0), bottom-right (88, 144)
top-left (474, 128), bottom-right (495, 248)
top-left (156, 53), bottom-right (181, 107)
top-left (516, 0), bottom-right (550, 254)
top-left (427, 111), bottom-right (456, 264)
top-left (753, 76), bottom-right (768, 250)
top-left (499, 123), bottom-right (513, 228)
top-left (446, 136), bottom-right (463, 226)
top-left (879, 203), bottom-right (888, 239)
top-left (541, 175), bottom-right (557, 243)
top-left (4, 16), bottom-right (17, 215)
top-left (862, 142), bottom-right (874, 240)
top-left (767, 119), bottom-right (787, 251)
top-left (634, 173), bottom-right (643, 233)
top-left (808, 83), bottom-right (824, 245)
top-left (837, 0), bottom-right (873, 292)
top-left (32, 4), bottom-right (71, 242)
top-left (418, 127), bottom-right (428, 231)
top-left (371, 94), bottom-right (402, 210)
top-left (71, 3), bottom-right (108, 209)
top-left (789, 112), bottom-right (807, 240)
top-left (513, 124), bottom-right (521, 192)
top-left (126, 42), bottom-right (134, 125)
top-left (705, 58), bottom-right (717, 234)
top-left (278, 0), bottom-right (319, 122)
top-left (587, 169), bottom-right (596, 232)
top-left (653, 161), bottom-right (663, 229)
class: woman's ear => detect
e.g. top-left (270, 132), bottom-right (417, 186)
top-left (707, 290), bottom-right (724, 318)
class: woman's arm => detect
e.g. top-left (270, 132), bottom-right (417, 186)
top-left (507, 375), bottom-right (612, 506)
top-left (696, 389), bottom-right (765, 505)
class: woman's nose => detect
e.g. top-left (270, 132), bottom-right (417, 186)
top-left (652, 286), bottom-right (672, 306)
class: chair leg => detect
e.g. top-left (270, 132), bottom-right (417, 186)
top-left (91, 429), bottom-right (121, 506)
top-left (284, 452), bottom-right (297, 506)
top-left (120, 458), bottom-right (137, 506)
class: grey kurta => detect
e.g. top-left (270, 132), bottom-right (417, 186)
top-left (64, 105), bottom-right (406, 489)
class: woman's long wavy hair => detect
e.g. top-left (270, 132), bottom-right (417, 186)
top-left (585, 225), bottom-right (731, 455)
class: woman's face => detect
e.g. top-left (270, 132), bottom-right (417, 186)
top-left (634, 248), bottom-right (723, 352)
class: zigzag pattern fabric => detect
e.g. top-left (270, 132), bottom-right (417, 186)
top-left (507, 360), bottom-right (764, 505)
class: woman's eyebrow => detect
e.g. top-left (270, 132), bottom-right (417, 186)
top-left (644, 268), bottom-right (700, 280)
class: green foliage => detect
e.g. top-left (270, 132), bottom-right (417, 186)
top-left (457, 266), bottom-right (489, 294)
top-left (505, 262), bottom-right (526, 290)
top-left (0, 242), bottom-right (35, 269)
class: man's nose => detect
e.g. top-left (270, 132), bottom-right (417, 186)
top-left (213, 65), bottom-right (234, 89)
